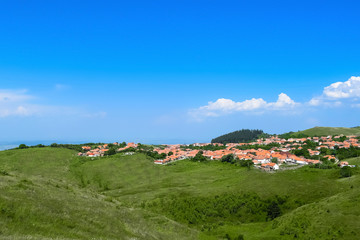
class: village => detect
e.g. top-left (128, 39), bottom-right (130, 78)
top-left (78, 135), bottom-right (359, 171)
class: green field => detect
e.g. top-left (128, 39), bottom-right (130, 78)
top-left (0, 148), bottom-right (360, 239)
top-left (283, 126), bottom-right (360, 137)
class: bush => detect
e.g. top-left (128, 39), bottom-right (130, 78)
top-left (239, 160), bottom-right (254, 169)
top-left (18, 144), bottom-right (28, 149)
top-left (145, 192), bottom-right (288, 227)
top-left (221, 154), bottom-right (236, 163)
top-left (104, 148), bottom-right (116, 156)
top-left (340, 166), bottom-right (352, 178)
top-left (192, 152), bottom-right (207, 162)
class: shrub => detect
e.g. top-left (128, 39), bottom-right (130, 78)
top-left (18, 144), bottom-right (28, 149)
top-left (340, 166), bottom-right (352, 178)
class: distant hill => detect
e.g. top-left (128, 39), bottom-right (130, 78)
top-left (280, 126), bottom-right (360, 138)
top-left (211, 129), bottom-right (267, 144)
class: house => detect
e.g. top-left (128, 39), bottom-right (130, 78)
top-left (261, 162), bottom-right (279, 171)
top-left (253, 155), bottom-right (270, 164)
top-left (308, 149), bottom-right (320, 156)
top-left (339, 161), bottom-right (349, 168)
top-left (306, 159), bottom-right (320, 165)
top-left (296, 159), bottom-right (308, 165)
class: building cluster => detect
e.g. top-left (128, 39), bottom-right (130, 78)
top-left (78, 144), bottom-right (110, 157)
top-left (77, 135), bottom-right (359, 171)
top-left (153, 135), bottom-right (359, 171)
top-left (78, 142), bottom-right (140, 157)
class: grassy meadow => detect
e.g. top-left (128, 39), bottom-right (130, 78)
top-left (0, 147), bottom-right (360, 239)
top-left (287, 126), bottom-right (360, 137)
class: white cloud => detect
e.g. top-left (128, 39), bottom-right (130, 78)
top-left (190, 93), bottom-right (298, 121)
top-left (308, 97), bottom-right (321, 106)
top-left (199, 97), bottom-right (267, 112)
top-left (309, 76), bottom-right (360, 107)
top-left (323, 76), bottom-right (360, 99)
top-left (268, 93), bottom-right (296, 109)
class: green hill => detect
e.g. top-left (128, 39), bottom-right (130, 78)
top-left (211, 129), bottom-right (266, 143)
top-left (280, 126), bottom-right (360, 138)
top-left (0, 147), bottom-right (360, 239)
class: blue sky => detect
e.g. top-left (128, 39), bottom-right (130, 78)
top-left (0, 0), bottom-right (360, 144)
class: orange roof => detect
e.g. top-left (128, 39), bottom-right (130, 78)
top-left (261, 162), bottom-right (276, 167)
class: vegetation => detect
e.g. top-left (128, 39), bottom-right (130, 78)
top-left (0, 147), bottom-right (360, 239)
top-left (211, 129), bottom-right (267, 144)
top-left (181, 144), bottom-right (227, 151)
top-left (340, 166), bottom-right (353, 178)
top-left (280, 126), bottom-right (360, 138)
top-left (291, 144), bottom-right (360, 161)
top-left (191, 151), bottom-right (208, 162)
top-left (145, 193), bottom-right (288, 227)
top-left (236, 142), bottom-right (281, 150)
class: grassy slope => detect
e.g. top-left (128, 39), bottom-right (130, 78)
top-left (347, 156), bottom-right (360, 165)
top-left (0, 148), bottom-right (198, 239)
top-left (75, 155), bottom-right (349, 206)
top-left (289, 126), bottom-right (360, 137)
top-left (71, 152), bottom-right (360, 239)
top-left (1, 147), bottom-right (360, 239)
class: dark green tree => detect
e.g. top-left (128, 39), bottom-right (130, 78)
top-left (192, 152), bottom-right (207, 162)
top-left (212, 129), bottom-right (266, 144)
top-left (239, 160), bottom-right (254, 169)
top-left (104, 148), bottom-right (116, 156)
top-left (18, 144), bottom-right (28, 149)
top-left (340, 166), bottom-right (352, 178)
top-left (221, 154), bottom-right (235, 163)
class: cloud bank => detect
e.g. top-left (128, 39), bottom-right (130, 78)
top-left (191, 76), bottom-right (360, 121)
top-left (0, 89), bottom-right (106, 118)
top-left (0, 90), bottom-right (37, 117)
top-left (323, 76), bottom-right (360, 99)
top-left (190, 93), bottom-right (299, 120)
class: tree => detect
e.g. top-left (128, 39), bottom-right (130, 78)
top-left (211, 129), bottom-right (265, 144)
top-left (105, 148), bottom-right (116, 156)
top-left (338, 136), bottom-right (347, 142)
top-left (18, 144), bottom-right (28, 149)
top-left (192, 152), bottom-right (207, 162)
top-left (271, 158), bottom-right (278, 164)
top-left (221, 154), bottom-right (235, 163)
top-left (168, 151), bottom-right (174, 156)
top-left (304, 140), bottom-right (318, 149)
top-left (239, 160), bottom-right (254, 169)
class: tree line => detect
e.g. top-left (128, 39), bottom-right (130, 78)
top-left (211, 129), bottom-right (267, 144)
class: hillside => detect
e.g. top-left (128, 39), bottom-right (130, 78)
top-left (211, 129), bottom-right (266, 144)
top-left (0, 147), bottom-right (360, 239)
top-left (280, 126), bottom-right (360, 138)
